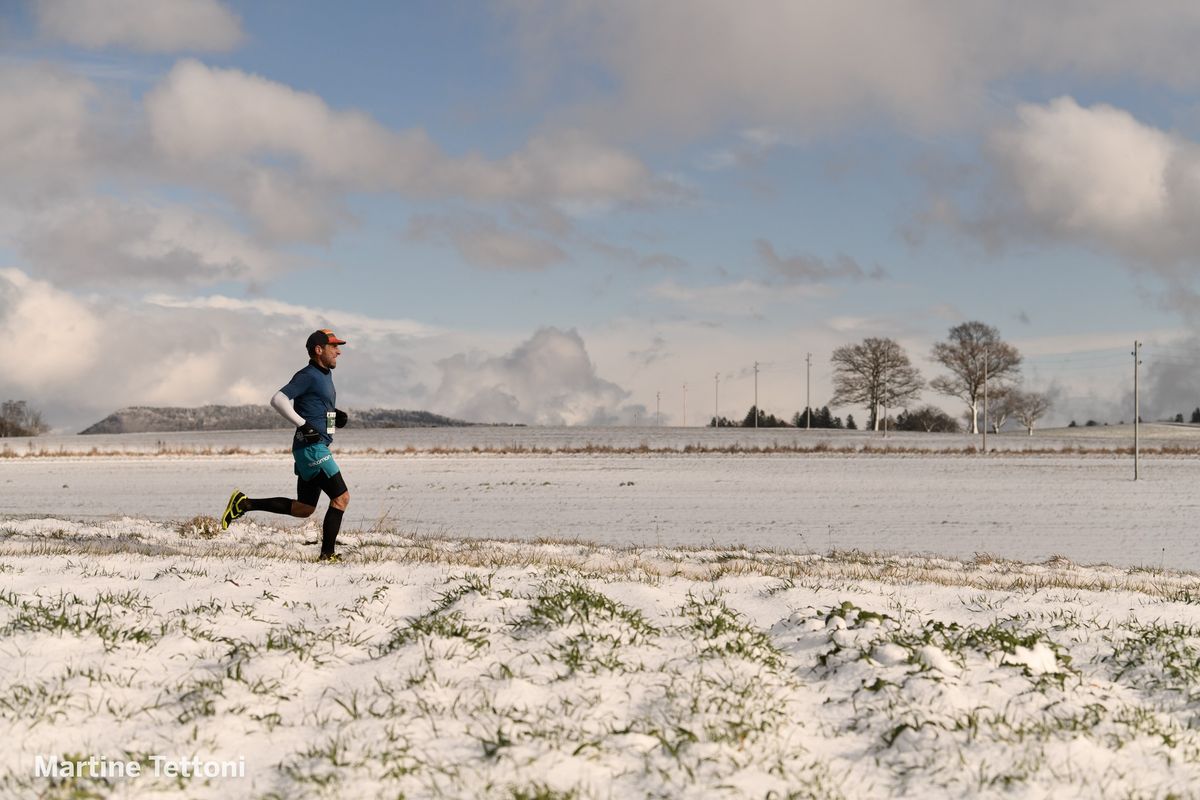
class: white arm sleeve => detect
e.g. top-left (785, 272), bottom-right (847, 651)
top-left (271, 390), bottom-right (306, 427)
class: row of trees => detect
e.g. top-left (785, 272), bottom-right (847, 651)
top-left (830, 321), bottom-right (1053, 435)
top-left (0, 400), bottom-right (50, 437)
top-left (711, 406), bottom-right (857, 429)
top-left (708, 402), bottom-right (996, 433)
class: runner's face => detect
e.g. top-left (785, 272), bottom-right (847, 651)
top-left (315, 343), bottom-right (340, 369)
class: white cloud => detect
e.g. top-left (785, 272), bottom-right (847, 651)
top-left (235, 167), bottom-right (344, 244)
top-left (36, 0), bottom-right (243, 53)
top-left (145, 60), bottom-right (673, 207)
top-left (0, 268), bottom-right (102, 390)
top-left (0, 270), bottom-right (445, 430)
top-left (504, 2), bottom-right (1200, 138)
top-left (431, 327), bottom-right (640, 424)
top-left (0, 59), bottom-right (677, 289)
top-left (992, 99), bottom-right (1173, 241)
top-left (17, 198), bottom-right (284, 286)
top-left (147, 294), bottom-right (439, 340)
top-left (960, 98), bottom-right (1200, 281)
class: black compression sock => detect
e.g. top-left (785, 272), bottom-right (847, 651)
top-left (246, 497), bottom-right (293, 515)
top-left (321, 507), bottom-right (344, 556)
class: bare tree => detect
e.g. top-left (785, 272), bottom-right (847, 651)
top-left (930, 322), bottom-right (1021, 434)
top-left (984, 387), bottom-right (1016, 434)
top-left (1010, 389), bottom-right (1053, 435)
top-left (830, 337), bottom-right (924, 431)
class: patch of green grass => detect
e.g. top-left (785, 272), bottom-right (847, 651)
top-left (522, 581), bottom-right (657, 638)
top-left (172, 673), bottom-right (226, 724)
top-left (0, 679), bottom-right (75, 724)
top-left (376, 574), bottom-right (497, 657)
top-left (1105, 619), bottom-right (1200, 700)
top-left (263, 621), bottom-right (346, 664)
top-left (385, 610), bottom-right (491, 655)
top-left (278, 733), bottom-right (360, 789)
top-left (0, 590), bottom-right (162, 651)
top-left (680, 591), bottom-right (784, 669)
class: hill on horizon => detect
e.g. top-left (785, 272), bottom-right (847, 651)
top-left (79, 405), bottom-right (478, 434)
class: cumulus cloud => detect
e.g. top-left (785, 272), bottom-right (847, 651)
top-left (990, 100), bottom-right (1175, 246)
top-left (0, 266), bottom-right (968, 433)
top-left (756, 239), bottom-right (886, 283)
top-left (431, 327), bottom-right (641, 424)
top-left (0, 268), bottom-right (102, 391)
top-left (406, 213), bottom-right (568, 271)
top-left (145, 60), bottom-right (673, 207)
top-left (0, 55), bottom-right (678, 299)
top-left (0, 269), bottom-right (443, 430)
top-left (945, 98), bottom-right (1200, 301)
top-left (17, 198), bottom-right (284, 286)
top-left (35, 0), bottom-right (243, 52)
top-left (147, 294), bottom-right (439, 340)
top-left (504, 2), bottom-right (1200, 138)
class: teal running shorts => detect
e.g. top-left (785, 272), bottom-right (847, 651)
top-left (293, 443), bottom-right (340, 482)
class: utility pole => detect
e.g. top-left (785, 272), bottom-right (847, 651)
top-left (714, 373), bottom-right (719, 427)
top-left (1133, 340), bottom-right (1141, 480)
top-left (982, 350), bottom-right (989, 454)
top-left (656, 391), bottom-right (660, 426)
top-left (754, 361), bottom-right (760, 429)
top-left (682, 383), bottom-right (687, 427)
top-left (805, 352), bottom-right (812, 430)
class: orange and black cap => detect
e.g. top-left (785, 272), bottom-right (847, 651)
top-left (306, 329), bottom-right (347, 353)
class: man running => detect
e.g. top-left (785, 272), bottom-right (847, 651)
top-left (221, 329), bottom-right (351, 562)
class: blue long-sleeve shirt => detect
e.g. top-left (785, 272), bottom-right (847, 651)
top-left (279, 361), bottom-right (337, 450)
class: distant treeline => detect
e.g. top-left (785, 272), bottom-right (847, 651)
top-left (711, 404), bottom-right (966, 432)
top-left (80, 405), bottom-right (476, 434)
top-left (710, 405), bottom-right (858, 429)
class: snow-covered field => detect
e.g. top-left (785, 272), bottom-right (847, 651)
top-left (7, 422), bottom-right (1200, 456)
top-left (5, 430), bottom-right (1200, 797)
top-left (2, 445), bottom-right (1197, 569)
top-left (4, 521), bottom-right (1200, 798)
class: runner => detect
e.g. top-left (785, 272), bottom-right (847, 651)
top-left (221, 329), bottom-right (351, 562)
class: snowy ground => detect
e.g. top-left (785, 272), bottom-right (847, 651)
top-left (5, 431), bottom-right (1200, 797)
top-left (2, 448), bottom-right (1198, 569)
top-left (4, 520), bottom-right (1200, 798)
top-left (7, 422), bottom-right (1200, 456)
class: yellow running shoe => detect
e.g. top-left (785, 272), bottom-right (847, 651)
top-left (221, 490), bottom-right (248, 531)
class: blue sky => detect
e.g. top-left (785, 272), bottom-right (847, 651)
top-left (4, 0), bottom-right (1200, 431)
